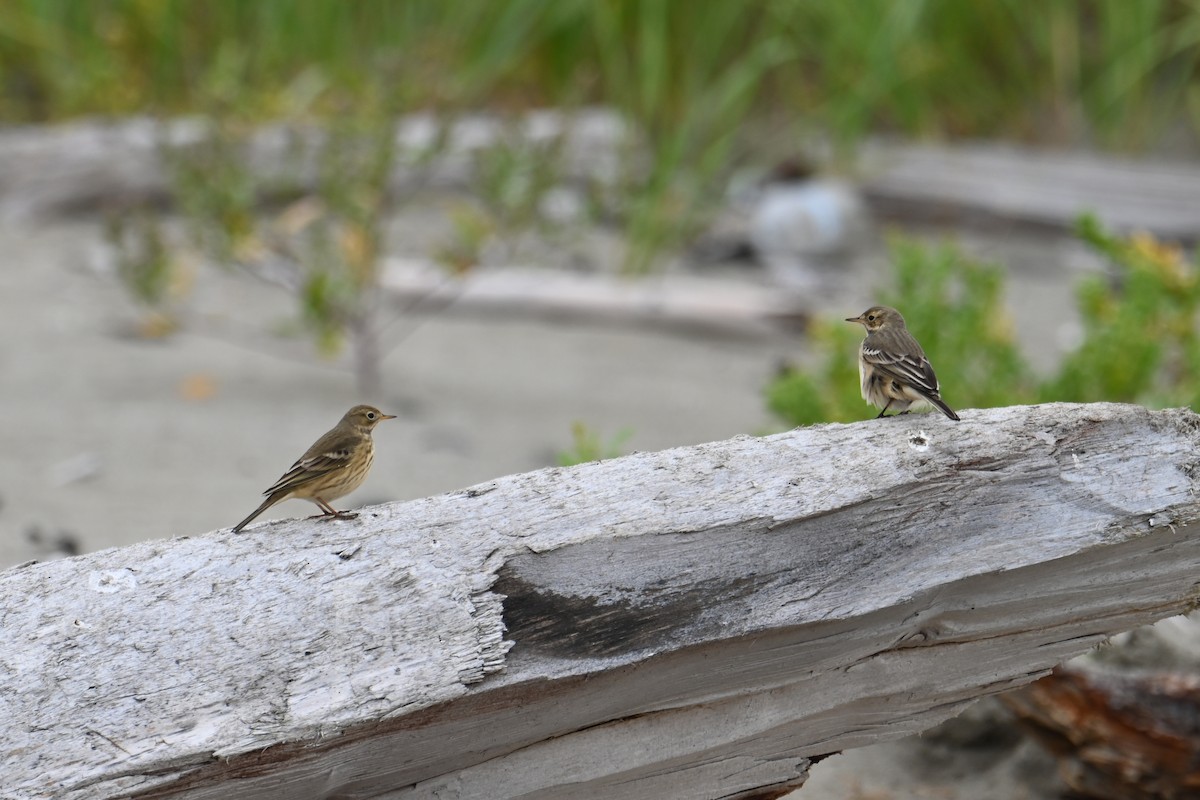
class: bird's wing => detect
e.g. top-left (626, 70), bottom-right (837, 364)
top-left (861, 344), bottom-right (941, 398)
top-left (262, 428), bottom-right (359, 496)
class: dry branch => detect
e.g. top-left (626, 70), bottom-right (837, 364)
top-left (5, 403), bottom-right (1200, 800)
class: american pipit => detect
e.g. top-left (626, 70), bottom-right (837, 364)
top-left (846, 305), bottom-right (960, 421)
top-left (232, 404), bottom-right (396, 533)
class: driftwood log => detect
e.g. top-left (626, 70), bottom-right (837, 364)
top-left (379, 260), bottom-right (809, 337)
top-left (1001, 613), bottom-right (1200, 799)
top-left (1003, 665), bottom-right (1200, 799)
top-left (3, 114), bottom-right (1200, 243)
top-left (859, 141), bottom-right (1200, 242)
top-left (5, 403), bottom-right (1200, 800)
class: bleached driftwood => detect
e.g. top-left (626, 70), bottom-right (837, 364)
top-left (5, 403), bottom-right (1200, 800)
top-left (858, 140), bottom-right (1200, 241)
top-left (5, 115), bottom-right (1200, 243)
top-left (380, 259), bottom-right (808, 337)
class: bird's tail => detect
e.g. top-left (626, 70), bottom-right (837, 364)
top-left (232, 494), bottom-right (282, 533)
top-left (926, 394), bottom-right (961, 421)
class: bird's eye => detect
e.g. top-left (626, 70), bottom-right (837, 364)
top-left (367, 412), bottom-right (376, 420)
top-left (867, 314), bottom-right (876, 322)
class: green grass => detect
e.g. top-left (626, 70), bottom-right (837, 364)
top-left (1, 0), bottom-right (1198, 150)
top-left (556, 421), bottom-right (634, 467)
top-left (16, 2), bottom-right (1200, 274)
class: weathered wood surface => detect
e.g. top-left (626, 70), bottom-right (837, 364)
top-left (5, 403), bottom-right (1200, 800)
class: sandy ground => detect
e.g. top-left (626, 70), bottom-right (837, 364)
top-left (3, 220), bottom-right (798, 557)
top-left (1, 217), bottom-right (1072, 797)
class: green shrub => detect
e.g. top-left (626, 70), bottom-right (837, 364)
top-left (768, 237), bottom-right (1033, 426)
top-left (767, 219), bottom-right (1200, 427)
top-left (557, 422), bottom-right (634, 466)
top-left (1042, 214), bottom-right (1200, 407)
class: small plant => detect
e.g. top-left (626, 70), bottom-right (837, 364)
top-left (105, 211), bottom-right (187, 338)
top-left (433, 201), bottom-right (496, 275)
top-left (162, 110), bottom-right (398, 393)
top-left (1042, 214), bottom-right (1200, 407)
top-left (557, 422), bottom-right (634, 466)
top-left (125, 62), bottom-right (446, 396)
top-left (433, 129), bottom-right (587, 273)
top-left (474, 132), bottom-right (566, 234)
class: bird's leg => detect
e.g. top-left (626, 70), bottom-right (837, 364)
top-left (875, 398), bottom-right (894, 419)
top-left (307, 498), bottom-right (358, 520)
top-left (319, 497), bottom-right (358, 521)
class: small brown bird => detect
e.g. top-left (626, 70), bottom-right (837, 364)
top-left (232, 404), bottom-right (396, 533)
top-left (846, 305), bottom-right (960, 421)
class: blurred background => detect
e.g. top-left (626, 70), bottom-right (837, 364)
top-left (3, 2), bottom-right (1200, 797)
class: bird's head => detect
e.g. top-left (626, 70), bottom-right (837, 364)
top-left (343, 404), bottom-right (397, 432)
top-left (845, 305), bottom-right (904, 332)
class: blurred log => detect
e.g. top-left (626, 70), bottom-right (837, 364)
top-left (859, 141), bottom-right (1200, 242)
top-left (3, 115), bottom-right (1200, 245)
top-left (1002, 666), bottom-right (1200, 799)
top-left (5, 403), bottom-right (1200, 800)
top-left (380, 259), bottom-right (809, 337)
top-left (0, 112), bottom-right (622, 222)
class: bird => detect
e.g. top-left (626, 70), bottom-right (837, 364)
top-left (845, 305), bottom-right (960, 421)
top-left (232, 404), bottom-right (396, 533)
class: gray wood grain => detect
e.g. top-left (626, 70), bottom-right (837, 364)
top-left (5, 403), bottom-right (1200, 800)
top-left (860, 141), bottom-right (1200, 240)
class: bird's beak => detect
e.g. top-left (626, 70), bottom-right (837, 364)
top-left (381, 413), bottom-right (398, 421)
top-left (845, 315), bottom-right (862, 324)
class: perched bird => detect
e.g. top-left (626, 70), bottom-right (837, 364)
top-left (845, 306), bottom-right (960, 421)
top-left (232, 404), bottom-right (396, 533)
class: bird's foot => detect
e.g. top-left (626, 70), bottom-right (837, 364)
top-left (306, 510), bottom-right (358, 521)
